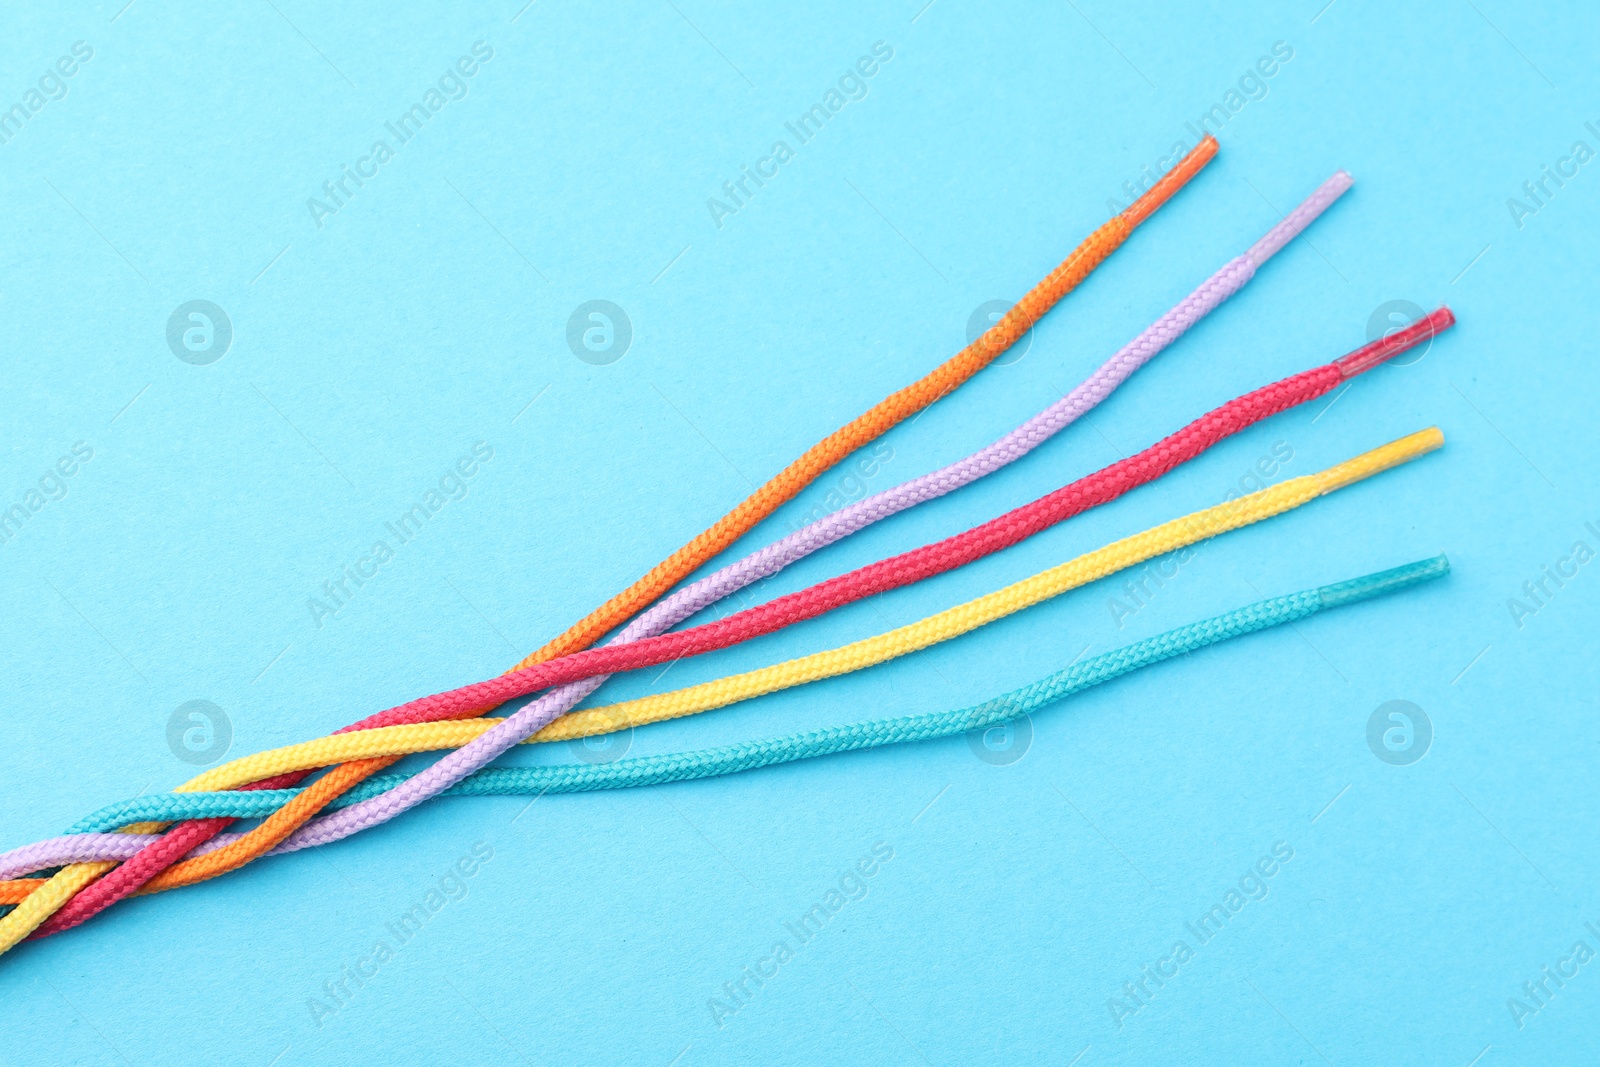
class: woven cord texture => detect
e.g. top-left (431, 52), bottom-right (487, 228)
top-left (152, 369), bottom-right (1358, 799)
top-left (0, 430), bottom-right (1434, 903)
top-left (114, 427), bottom-right (1438, 866)
top-left (5, 137), bottom-right (1215, 947)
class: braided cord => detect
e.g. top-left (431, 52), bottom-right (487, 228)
top-left (15, 363), bottom-right (1446, 926)
top-left (0, 422), bottom-right (1437, 908)
top-left (4, 138), bottom-right (1217, 948)
top-left (0, 865), bottom-right (113, 929)
top-left (367, 558), bottom-right (1448, 793)
top-left (237, 242), bottom-right (1473, 864)
top-left (0, 431), bottom-right (1444, 894)
top-left (0, 553), bottom-right (1447, 893)
top-left (348, 372), bottom-right (1350, 731)
top-left (133, 760), bottom-right (388, 894)
top-left (20, 171), bottom-right (1365, 881)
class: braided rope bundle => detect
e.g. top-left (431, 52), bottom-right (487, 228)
top-left (275, 304), bottom-right (1455, 759)
top-left (0, 327), bottom-right (1455, 938)
top-left (0, 138), bottom-right (1217, 949)
top-left (121, 309), bottom-right (1452, 866)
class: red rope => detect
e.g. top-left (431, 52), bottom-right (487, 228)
top-left (35, 306), bottom-right (1452, 938)
top-left (347, 309), bottom-right (1454, 730)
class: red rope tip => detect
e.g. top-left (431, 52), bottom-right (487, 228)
top-left (1335, 306), bottom-right (1455, 378)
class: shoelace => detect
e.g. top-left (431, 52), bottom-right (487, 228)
top-left (12, 310), bottom-right (1451, 923)
top-left (0, 547), bottom-right (1452, 889)
top-left (0, 136), bottom-right (1217, 949)
top-left (0, 554), bottom-right (1447, 889)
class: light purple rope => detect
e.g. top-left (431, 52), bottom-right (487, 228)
top-left (0, 171), bottom-right (1351, 880)
top-left (262, 169), bottom-right (1353, 856)
top-left (0, 834), bottom-right (152, 879)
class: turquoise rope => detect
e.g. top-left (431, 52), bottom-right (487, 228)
top-left (68, 555), bottom-right (1447, 835)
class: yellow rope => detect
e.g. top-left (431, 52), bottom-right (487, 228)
top-left (0, 863), bottom-right (112, 952)
top-left (0, 427), bottom-right (1439, 955)
top-left (0, 145), bottom-right (1228, 951)
top-left (168, 428), bottom-right (1443, 794)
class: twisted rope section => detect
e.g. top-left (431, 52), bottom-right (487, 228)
top-left (150, 395), bottom-right (1442, 805)
top-left (23, 318), bottom-right (1451, 921)
top-left (271, 428), bottom-right (1444, 825)
top-left (7, 136), bottom-right (1217, 947)
top-left (0, 428), bottom-right (1445, 895)
top-left (325, 311), bottom-right (1458, 750)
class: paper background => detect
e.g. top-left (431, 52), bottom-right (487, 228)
top-left (1, 0), bottom-right (1596, 1062)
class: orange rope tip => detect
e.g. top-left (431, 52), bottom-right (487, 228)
top-left (1121, 135), bottom-right (1218, 227)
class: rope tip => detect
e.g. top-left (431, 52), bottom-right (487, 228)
top-left (1316, 426), bottom-right (1443, 494)
top-left (1118, 134), bottom-right (1218, 228)
top-left (1335, 306), bottom-right (1456, 378)
top-left (1316, 553), bottom-right (1451, 609)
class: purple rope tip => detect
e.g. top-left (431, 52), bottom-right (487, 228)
top-left (1246, 170), bottom-right (1353, 266)
top-left (0, 170), bottom-right (1363, 877)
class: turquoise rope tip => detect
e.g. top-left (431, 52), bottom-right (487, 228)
top-left (1316, 553), bottom-right (1448, 609)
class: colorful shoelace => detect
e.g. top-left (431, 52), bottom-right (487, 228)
top-left (0, 138), bottom-right (1218, 948)
top-left (163, 318), bottom-right (1452, 879)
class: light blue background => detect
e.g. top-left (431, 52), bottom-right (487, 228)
top-left (1, 0), bottom-right (1596, 1063)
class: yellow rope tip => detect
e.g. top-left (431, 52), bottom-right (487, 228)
top-left (1316, 426), bottom-right (1443, 494)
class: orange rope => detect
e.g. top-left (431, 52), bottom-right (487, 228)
top-left (516, 137), bottom-right (1216, 668)
top-left (19, 136), bottom-right (1217, 937)
top-left (135, 760), bottom-right (388, 894)
top-left (0, 881), bottom-right (39, 904)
